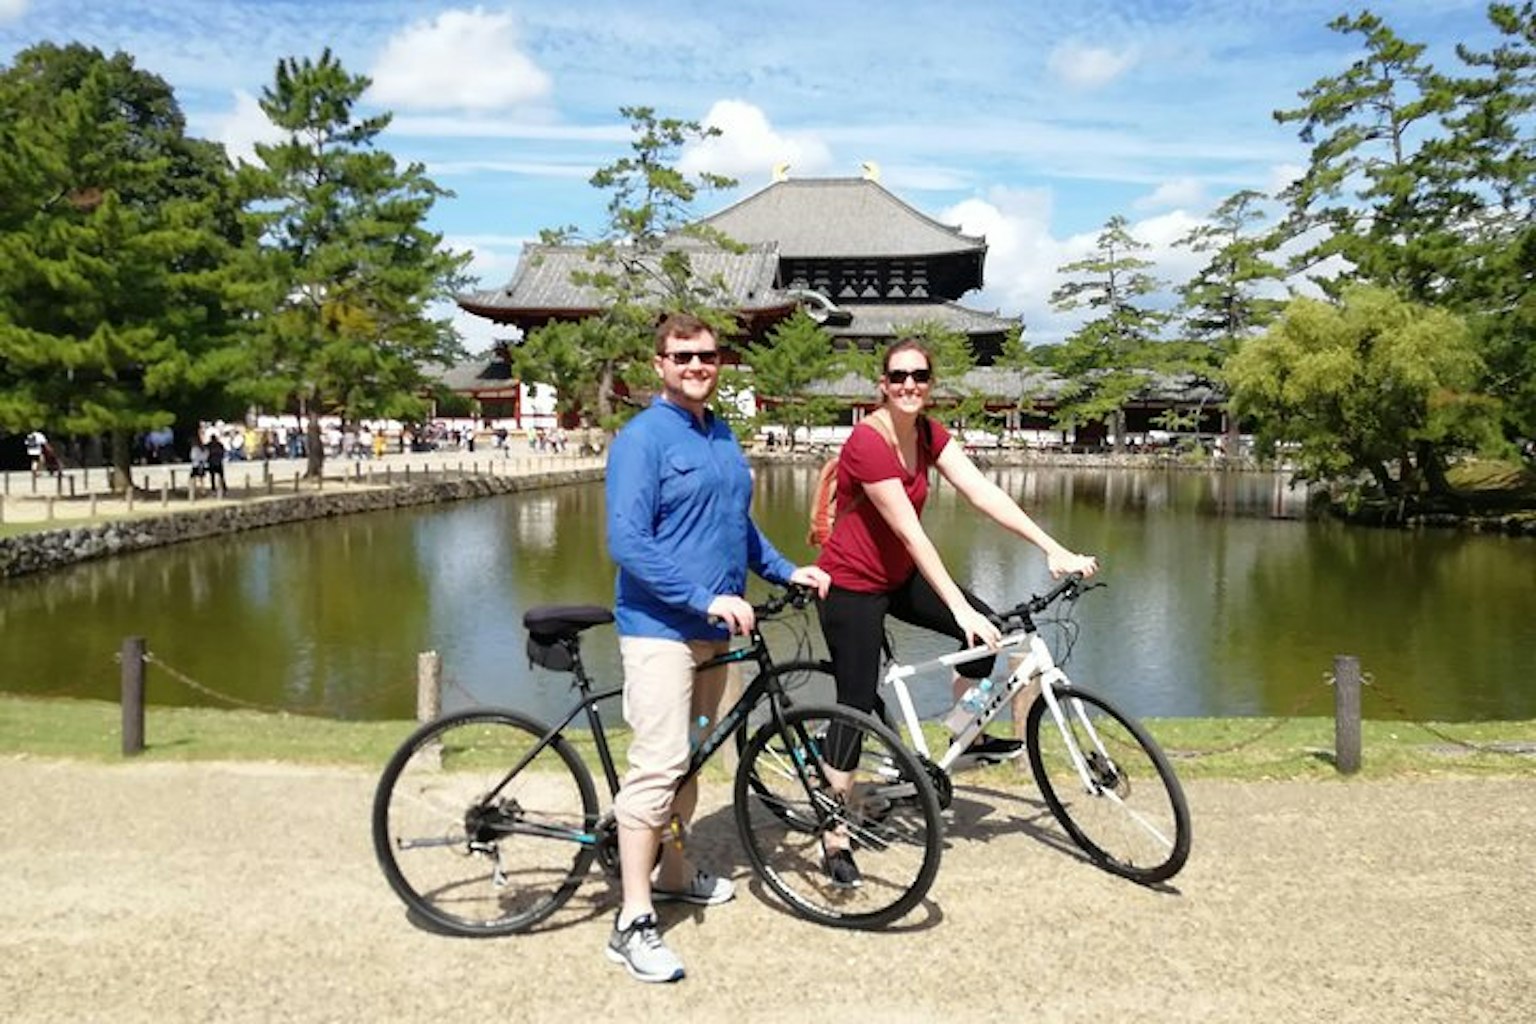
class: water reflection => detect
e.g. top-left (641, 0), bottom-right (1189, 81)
top-left (1, 465), bottom-right (1531, 724)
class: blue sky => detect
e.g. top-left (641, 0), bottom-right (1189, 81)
top-left (0, 0), bottom-right (1510, 349)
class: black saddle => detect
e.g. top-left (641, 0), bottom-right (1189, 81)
top-left (522, 605), bottom-right (613, 674)
top-left (522, 605), bottom-right (614, 641)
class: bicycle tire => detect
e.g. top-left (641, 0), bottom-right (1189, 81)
top-left (1024, 685), bottom-right (1191, 884)
top-left (734, 703), bottom-right (943, 930)
top-left (372, 708), bottom-right (600, 936)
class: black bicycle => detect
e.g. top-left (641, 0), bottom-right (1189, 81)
top-left (371, 586), bottom-right (944, 936)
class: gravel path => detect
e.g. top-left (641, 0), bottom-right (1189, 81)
top-left (2, 757), bottom-right (1531, 1023)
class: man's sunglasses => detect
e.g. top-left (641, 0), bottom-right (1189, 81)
top-left (662, 350), bottom-right (721, 366)
top-left (885, 368), bottom-right (932, 385)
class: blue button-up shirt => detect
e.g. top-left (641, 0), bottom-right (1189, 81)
top-left (606, 398), bottom-right (795, 640)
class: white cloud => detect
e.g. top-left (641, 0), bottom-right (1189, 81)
top-left (678, 100), bottom-right (833, 181)
top-left (0, 0), bottom-right (29, 24)
top-left (946, 191), bottom-right (1235, 344)
top-left (1047, 41), bottom-right (1138, 90)
top-left (367, 7), bottom-right (551, 113)
top-left (944, 188), bottom-right (1082, 342)
top-left (198, 90), bottom-right (286, 166)
top-left (1135, 177), bottom-right (1207, 212)
top-left (1266, 162), bottom-right (1306, 197)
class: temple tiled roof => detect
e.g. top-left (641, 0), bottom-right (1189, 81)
top-left (457, 241), bottom-right (794, 321)
top-left (826, 300), bottom-right (1020, 339)
top-left (698, 178), bottom-right (985, 259)
top-left (806, 367), bottom-right (1225, 404)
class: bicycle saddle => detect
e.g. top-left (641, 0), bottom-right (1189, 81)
top-left (523, 605), bottom-right (614, 639)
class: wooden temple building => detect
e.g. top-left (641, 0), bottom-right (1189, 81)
top-left (451, 167), bottom-right (1228, 443)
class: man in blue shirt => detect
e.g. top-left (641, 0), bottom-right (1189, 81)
top-left (604, 312), bottom-right (829, 983)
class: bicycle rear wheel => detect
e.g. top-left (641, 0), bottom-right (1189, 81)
top-left (1024, 685), bottom-right (1191, 884)
top-left (372, 708), bottom-right (600, 936)
top-left (735, 703), bottom-right (942, 930)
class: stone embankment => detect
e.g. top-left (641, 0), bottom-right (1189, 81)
top-left (0, 466), bottom-right (603, 579)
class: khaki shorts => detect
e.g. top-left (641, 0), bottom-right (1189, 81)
top-left (611, 635), bottom-right (728, 831)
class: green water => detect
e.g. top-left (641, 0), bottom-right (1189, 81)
top-left (2, 464), bottom-right (1532, 723)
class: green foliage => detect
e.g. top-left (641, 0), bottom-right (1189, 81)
top-left (517, 107), bottom-right (741, 425)
top-left (1048, 215), bottom-right (1168, 443)
top-left (236, 49), bottom-right (471, 475)
top-left (1271, 11), bottom-right (1463, 301)
top-left (1226, 285), bottom-right (1498, 496)
top-left (1174, 190), bottom-right (1288, 366)
top-left (739, 311), bottom-right (849, 447)
top-left (0, 43), bottom-right (253, 485)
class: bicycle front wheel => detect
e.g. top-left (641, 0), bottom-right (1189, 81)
top-left (371, 708), bottom-right (600, 936)
top-left (735, 703), bottom-right (943, 930)
top-left (1025, 685), bottom-right (1191, 884)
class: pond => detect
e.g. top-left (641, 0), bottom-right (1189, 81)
top-left (2, 464), bottom-right (1532, 724)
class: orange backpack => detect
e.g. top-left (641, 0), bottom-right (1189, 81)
top-left (805, 414), bottom-right (912, 547)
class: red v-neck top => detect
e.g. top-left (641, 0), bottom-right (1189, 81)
top-left (815, 415), bottom-right (951, 592)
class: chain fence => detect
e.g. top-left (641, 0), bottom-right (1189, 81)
top-left (15, 641), bottom-right (1529, 767)
top-left (1159, 665), bottom-right (1534, 760)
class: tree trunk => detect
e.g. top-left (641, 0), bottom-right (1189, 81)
top-left (1415, 440), bottom-right (1455, 499)
top-left (306, 411), bottom-right (324, 479)
top-left (597, 363), bottom-right (615, 423)
top-left (1367, 460), bottom-right (1398, 497)
top-left (110, 429), bottom-right (134, 495)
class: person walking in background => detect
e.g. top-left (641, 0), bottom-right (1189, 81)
top-left (24, 430), bottom-right (47, 477)
top-left (603, 312), bottom-right (829, 983)
top-left (813, 337), bottom-right (1099, 887)
top-left (205, 434), bottom-right (228, 496)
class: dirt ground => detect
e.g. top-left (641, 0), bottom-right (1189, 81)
top-left (1, 757), bottom-right (1532, 1024)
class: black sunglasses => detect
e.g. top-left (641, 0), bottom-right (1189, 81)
top-left (885, 368), bottom-right (932, 385)
top-left (662, 349), bottom-right (721, 366)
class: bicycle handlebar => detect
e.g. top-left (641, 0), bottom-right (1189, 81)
top-left (991, 572), bottom-right (1097, 632)
top-left (752, 582), bottom-right (818, 620)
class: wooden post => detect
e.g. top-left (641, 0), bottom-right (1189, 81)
top-left (121, 636), bottom-right (146, 756)
top-left (417, 651), bottom-right (442, 723)
top-left (126, 486), bottom-right (134, 512)
top-left (46, 497), bottom-right (55, 521)
top-left (160, 484), bottom-right (169, 508)
top-left (1333, 654), bottom-right (1362, 775)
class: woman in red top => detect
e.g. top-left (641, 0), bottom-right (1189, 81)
top-left (815, 338), bottom-right (1099, 886)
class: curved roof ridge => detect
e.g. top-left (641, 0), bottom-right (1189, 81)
top-left (699, 177), bottom-right (986, 257)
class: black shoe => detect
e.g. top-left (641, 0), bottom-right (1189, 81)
top-left (824, 848), bottom-right (862, 889)
top-left (952, 732), bottom-right (1025, 767)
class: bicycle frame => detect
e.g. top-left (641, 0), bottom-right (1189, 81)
top-left (492, 616), bottom-right (810, 825)
top-left (882, 620), bottom-right (1111, 796)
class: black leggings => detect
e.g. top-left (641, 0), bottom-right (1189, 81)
top-left (817, 574), bottom-right (997, 721)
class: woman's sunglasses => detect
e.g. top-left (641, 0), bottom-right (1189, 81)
top-left (662, 349), bottom-right (721, 366)
top-left (884, 368), bottom-right (932, 385)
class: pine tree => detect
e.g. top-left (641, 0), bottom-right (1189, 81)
top-left (239, 49), bottom-right (471, 476)
top-left (0, 43), bottom-right (250, 489)
top-left (1048, 215), bottom-right (1169, 450)
top-left (523, 106), bottom-right (740, 427)
top-left (738, 311), bottom-right (850, 449)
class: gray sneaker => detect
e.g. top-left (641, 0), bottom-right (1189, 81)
top-left (653, 868), bottom-right (736, 906)
top-left (605, 913), bottom-right (685, 983)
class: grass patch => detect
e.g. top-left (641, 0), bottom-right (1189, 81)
top-left (4, 694), bottom-right (1534, 782)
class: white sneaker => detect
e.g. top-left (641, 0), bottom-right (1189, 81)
top-left (652, 868), bottom-right (736, 906)
top-left (605, 913), bottom-right (685, 983)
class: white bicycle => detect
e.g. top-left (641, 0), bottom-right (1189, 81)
top-left (881, 573), bottom-right (1191, 884)
top-left (748, 574), bottom-right (1193, 885)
